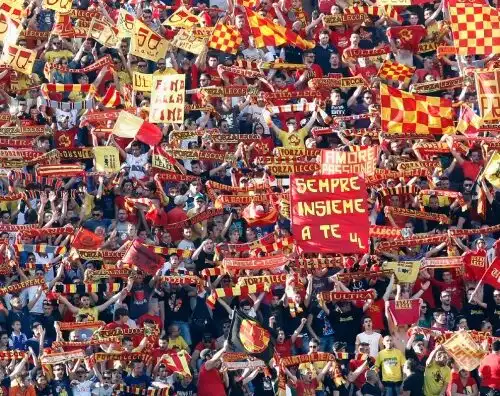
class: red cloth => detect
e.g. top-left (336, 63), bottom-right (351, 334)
top-left (115, 196), bottom-right (139, 225)
top-left (295, 64), bottom-right (323, 81)
top-left (137, 313), bottom-right (162, 330)
top-left (479, 353), bottom-right (500, 390)
top-left (275, 339), bottom-right (293, 358)
top-left (461, 161), bottom-right (483, 180)
top-left (462, 250), bottom-right (487, 282)
top-left (122, 240), bottom-right (164, 275)
top-left (197, 363), bottom-right (226, 396)
top-left (414, 278), bottom-right (436, 308)
top-left (166, 206), bottom-right (188, 242)
top-left (329, 29), bottom-right (353, 56)
top-left (296, 379), bottom-right (319, 396)
top-left (447, 371), bottom-right (477, 395)
top-left (413, 68), bottom-right (441, 83)
top-left (365, 299), bottom-right (385, 331)
top-left (386, 25), bottom-right (427, 52)
top-left (72, 228), bottom-right (104, 250)
top-left (349, 359), bottom-right (368, 390)
top-left (54, 128), bottom-right (77, 148)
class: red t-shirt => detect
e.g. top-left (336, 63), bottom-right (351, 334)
top-left (365, 299), bottom-right (386, 331)
top-left (349, 359), bottom-right (368, 390)
top-left (198, 363), bottom-right (226, 396)
top-left (275, 339), bottom-right (293, 358)
top-left (194, 340), bottom-right (216, 352)
top-left (330, 29), bottom-right (353, 56)
top-left (295, 64), bottom-right (324, 82)
top-left (295, 379), bottom-right (319, 396)
top-left (137, 314), bottom-right (162, 330)
top-left (447, 371), bottom-right (477, 395)
top-left (413, 278), bottom-right (436, 308)
top-left (461, 160), bottom-right (483, 180)
top-left (479, 353), bottom-right (500, 390)
top-left (430, 278), bottom-right (464, 310)
top-left (462, 250), bottom-right (487, 282)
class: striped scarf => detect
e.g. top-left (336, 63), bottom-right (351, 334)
top-left (8, 170), bottom-right (64, 189)
top-left (43, 55), bottom-right (112, 80)
top-left (163, 208), bottom-right (224, 231)
top-left (52, 337), bottom-right (120, 349)
top-left (0, 350), bottom-right (27, 360)
top-left (40, 350), bottom-right (86, 365)
top-left (19, 225), bottom-right (74, 238)
top-left (36, 165), bottom-right (85, 178)
top-left (53, 283), bottom-right (122, 294)
top-left (0, 138), bottom-right (35, 148)
top-left (222, 254), bottom-right (289, 271)
top-left (377, 185), bottom-right (421, 197)
top-left (385, 206), bottom-right (451, 224)
top-left (22, 263), bottom-right (53, 272)
top-left (308, 76), bottom-right (367, 90)
top-left (366, 169), bottom-right (429, 187)
top-left (153, 172), bottom-right (200, 183)
top-left (332, 112), bottom-right (376, 125)
top-left (312, 127), bottom-right (380, 138)
top-left (267, 103), bottom-right (316, 114)
top-left (0, 125), bottom-right (49, 137)
top-left (0, 192), bottom-right (27, 201)
top-left (397, 160), bottom-right (440, 172)
top-left (14, 244), bottom-right (67, 255)
top-left (40, 84), bottom-right (96, 99)
top-left (449, 223), bottom-right (500, 237)
top-left (76, 249), bottom-right (124, 262)
top-left (421, 256), bottom-right (463, 270)
top-left (200, 267), bottom-right (226, 278)
top-left (343, 46), bottom-right (392, 59)
top-left (37, 96), bottom-right (95, 111)
top-left (336, 270), bottom-right (393, 282)
top-left (94, 325), bottom-right (160, 339)
top-left (160, 275), bottom-right (204, 292)
top-left (294, 257), bottom-right (346, 270)
top-left (375, 234), bottom-right (448, 254)
top-left (369, 225), bottom-right (404, 239)
top-left (344, 5), bottom-right (402, 22)
top-left (57, 321), bottom-right (105, 330)
top-left (0, 277), bottom-right (46, 296)
top-left (206, 283), bottom-right (270, 309)
top-left (98, 86), bottom-right (122, 108)
top-left (419, 189), bottom-right (466, 210)
top-left (412, 76), bottom-right (464, 93)
top-left (263, 90), bottom-right (324, 102)
top-left (24, 190), bottom-right (77, 200)
top-left (84, 269), bottom-right (130, 281)
top-left (237, 273), bottom-right (295, 286)
top-left (93, 352), bottom-right (152, 363)
top-left (249, 236), bottom-right (294, 256)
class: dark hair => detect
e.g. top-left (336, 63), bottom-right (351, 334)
top-left (405, 358), bottom-right (418, 373)
top-left (493, 340), bottom-right (500, 352)
top-left (114, 308), bottom-right (129, 321)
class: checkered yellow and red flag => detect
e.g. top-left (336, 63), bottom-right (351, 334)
top-left (208, 22), bottom-right (242, 54)
top-left (235, 0), bottom-right (259, 7)
top-left (380, 84), bottom-right (454, 135)
top-left (456, 104), bottom-right (483, 136)
top-left (475, 68), bottom-right (500, 122)
top-left (377, 60), bottom-right (415, 85)
top-left (449, 0), bottom-right (500, 55)
top-left (245, 9), bottom-right (315, 50)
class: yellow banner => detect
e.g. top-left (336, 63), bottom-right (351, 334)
top-left (0, 12), bottom-right (20, 45)
top-left (130, 19), bottom-right (169, 62)
top-left (132, 72), bottom-right (152, 92)
top-left (483, 151), bottom-right (500, 189)
top-left (0, 0), bottom-right (25, 20)
top-left (117, 9), bottom-right (134, 38)
top-left (150, 74), bottom-right (185, 124)
top-left (443, 332), bottom-right (485, 371)
top-left (1, 44), bottom-right (36, 75)
top-left (42, 0), bottom-right (72, 12)
top-left (152, 154), bottom-right (177, 172)
top-left (87, 18), bottom-right (119, 48)
top-left (93, 146), bottom-right (120, 173)
top-left (171, 29), bottom-right (207, 55)
top-left (163, 6), bottom-right (200, 28)
top-left (382, 261), bottom-right (419, 283)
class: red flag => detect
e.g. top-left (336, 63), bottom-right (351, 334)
top-left (162, 350), bottom-right (191, 377)
top-left (122, 239), bottom-right (164, 275)
top-left (72, 228), bottom-right (104, 250)
top-left (387, 299), bottom-right (421, 326)
top-left (386, 25), bottom-right (426, 52)
top-left (479, 257), bottom-right (500, 288)
top-left (456, 104), bottom-right (483, 137)
top-left (462, 251), bottom-right (487, 282)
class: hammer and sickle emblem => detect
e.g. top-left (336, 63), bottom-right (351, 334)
top-left (399, 29), bottom-right (413, 42)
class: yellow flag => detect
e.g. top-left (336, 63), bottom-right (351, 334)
top-left (0, 0), bottom-right (25, 20)
top-left (42, 0), bottom-right (72, 13)
top-left (130, 19), bottom-right (169, 62)
top-left (1, 44), bottom-right (36, 75)
top-left (163, 6), bottom-right (201, 28)
top-left (483, 151), bottom-right (500, 189)
top-left (87, 18), bottom-right (119, 48)
top-left (132, 72), bottom-right (152, 92)
top-left (93, 146), bottom-right (120, 173)
top-left (0, 11), bottom-right (21, 44)
top-left (117, 9), bottom-right (134, 38)
top-left (443, 332), bottom-right (485, 371)
top-left (382, 261), bottom-right (419, 283)
top-left (171, 29), bottom-right (207, 55)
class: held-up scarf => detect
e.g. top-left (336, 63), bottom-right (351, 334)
top-left (421, 256), bottom-right (463, 270)
top-left (93, 325), bottom-right (160, 339)
top-left (14, 244), bottom-right (67, 255)
top-left (375, 234), bottom-right (448, 253)
top-left (75, 249), bottom-right (124, 262)
top-left (385, 206), bottom-right (451, 224)
top-left (153, 172), bottom-right (200, 183)
top-left (397, 160), bottom-right (440, 172)
top-left (206, 283), bottom-right (270, 309)
top-left (336, 270), bottom-right (393, 282)
top-left (378, 185), bottom-right (421, 197)
top-left (199, 134), bottom-right (261, 144)
top-left (318, 290), bottom-right (375, 301)
top-left (237, 273), bottom-right (297, 286)
top-left (249, 236), bottom-right (295, 257)
top-left (323, 13), bottom-right (367, 25)
top-left (113, 385), bottom-right (170, 396)
top-left (56, 321), bottom-right (106, 330)
top-left (206, 180), bottom-right (270, 194)
top-left (0, 125), bottom-right (49, 137)
top-left (0, 192), bottom-right (27, 201)
top-left (199, 85), bottom-right (259, 97)
top-left (312, 127), bottom-right (380, 138)
top-left (40, 350), bottom-right (86, 365)
top-left (293, 257), bottom-right (347, 270)
top-left (0, 277), bottom-right (46, 296)
top-left (214, 193), bottom-right (286, 208)
top-left (53, 283), bottom-right (122, 294)
top-left (274, 147), bottom-right (321, 157)
top-left (332, 113), bottom-right (377, 125)
top-left (37, 97), bottom-right (95, 111)
top-left (214, 233), bottom-right (276, 259)
top-left (267, 103), bottom-right (317, 114)
top-left (419, 189), bottom-right (466, 210)
top-left (218, 65), bottom-right (274, 91)
top-left (413, 141), bottom-right (468, 158)
top-left (43, 55), bottom-right (113, 80)
top-left (93, 352), bottom-right (152, 363)
top-left (255, 156), bottom-right (316, 165)
top-left (200, 267), bottom-right (226, 278)
top-left (223, 360), bottom-right (266, 370)
top-left (18, 225), bottom-right (74, 238)
top-left (412, 76), bottom-right (464, 93)
top-left (163, 208), bottom-right (224, 231)
top-left (344, 5), bottom-right (403, 22)
top-left (169, 128), bottom-right (220, 140)
top-left (449, 223), bottom-right (500, 237)
top-left (158, 147), bottom-right (235, 163)
top-left (84, 269), bottom-right (130, 281)
top-left (264, 90), bottom-right (326, 102)
top-left (160, 275), bottom-right (204, 293)
top-left (0, 350), bottom-right (27, 360)
top-left (366, 169), bottom-right (429, 187)
top-left (369, 225), bottom-right (404, 239)
top-left (266, 163), bottom-right (320, 176)
top-left (343, 46), bottom-right (392, 59)
top-left (222, 254), bottom-right (289, 271)
top-left (36, 165), bottom-right (85, 178)
top-left (0, 138), bottom-right (35, 148)
top-left (40, 84), bottom-right (96, 99)
top-left (407, 327), bottom-right (498, 347)
top-left (308, 76), bottom-right (367, 90)
top-left (52, 337), bottom-right (120, 349)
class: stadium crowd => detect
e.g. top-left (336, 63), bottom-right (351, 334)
top-left (0, 0), bottom-right (498, 395)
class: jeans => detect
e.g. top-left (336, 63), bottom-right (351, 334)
top-left (382, 381), bottom-right (401, 396)
top-left (319, 336), bottom-right (335, 353)
top-left (173, 320), bottom-right (192, 346)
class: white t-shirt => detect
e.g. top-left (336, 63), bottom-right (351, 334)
top-left (72, 379), bottom-right (93, 396)
top-left (357, 331), bottom-right (382, 357)
top-left (126, 153), bottom-right (149, 180)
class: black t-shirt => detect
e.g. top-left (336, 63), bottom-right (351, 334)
top-left (361, 382), bottom-right (382, 396)
top-left (0, 377), bottom-right (10, 396)
top-left (50, 377), bottom-right (73, 396)
top-left (327, 103), bottom-right (348, 118)
top-left (174, 381), bottom-right (197, 396)
top-left (325, 65), bottom-right (350, 77)
top-left (162, 288), bottom-right (192, 324)
top-left (195, 250), bottom-right (215, 274)
top-left (404, 349), bottom-right (427, 372)
top-left (124, 374), bottom-right (152, 388)
top-left (487, 302), bottom-right (500, 332)
top-left (462, 302), bottom-right (487, 331)
top-left (423, 205), bottom-right (450, 231)
top-left (309, 303), bottom-right (335, 338)
top-left (251, 372), bottom-right (276, 396)
top-left (328, 306), bottom-right (363, 344)
top-left (401, 372), bottom-right (424, 395)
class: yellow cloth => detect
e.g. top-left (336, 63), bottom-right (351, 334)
top-left (78, 307), bottom-right (100, 321)
top-left (153, 67), bottom-right (177, 76)
top-left (44, 50), bottom-right (74, 62)
top-left (276, 127), bottom-right (308, 148)
top-left (117, 70), bottom-right (132, 85)
top-left (167, 335), bottom-right (189, 352)
top-left (423, 361), bottom-right (451, 396)
top-left (186, 207), bottom-right (207, 239)
top-left (421, 195), bottom-right (450, 207)
top-left (375, 348), bottom-right (405, 382)
top-left (299, 361), bottom-right (326, 390)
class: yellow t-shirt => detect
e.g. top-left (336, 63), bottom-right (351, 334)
top-left (153, 68), bottom-right (177, 76)
top-left (375, 348), bottom-right (405, 382)
top-left (117, 70), bottom-right (132, 86)
top-left (167, 335), bottom-right (189, 351)
top-left (276, 128), bottom-right (309, 148)
top-left (44, 50), bottom-right (74, 62)
top-left (423, 361), bottom-right (451, 396)
top-left (78, 307), bottom-right (99, 321)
